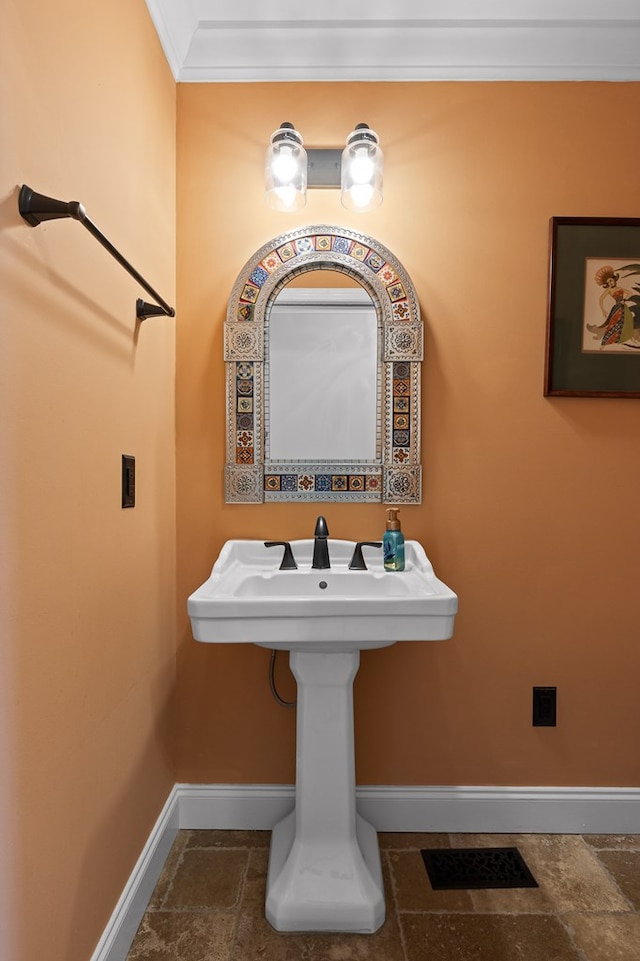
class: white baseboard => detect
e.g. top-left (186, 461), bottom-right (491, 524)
top-left (177, 782), bottom-right (640, 835)
top-left (177, 782), bottom-right (296, 830)
top-left (92, 782), bottom-right (640, 961)
top-left (89, 787), bottom-right (180, 961)
top-left (353, 785), bottom-right (640, 835)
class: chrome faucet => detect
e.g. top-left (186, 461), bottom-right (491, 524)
top-left (311, 515), bottom-right (330, 569)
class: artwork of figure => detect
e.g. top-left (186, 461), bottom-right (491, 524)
top-left (583, 260), bottom-right (640, 352)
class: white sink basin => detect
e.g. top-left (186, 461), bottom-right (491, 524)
top-left (188, 538), bottom-right (458, 650)
top-left (187, 534), bottom-right (458, 934)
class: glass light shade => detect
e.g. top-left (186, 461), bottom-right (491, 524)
top-left (265, 123), bottom-right (307, 212)
top-left (341, 124), bottom-right (383, 212)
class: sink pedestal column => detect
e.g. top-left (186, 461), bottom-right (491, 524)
top-left (265, 649), bottom-right (385, 933)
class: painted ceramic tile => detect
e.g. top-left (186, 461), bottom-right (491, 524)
top-left (237, 303), bottom-right (255, 322)
top-left (236, 429), bottom-right (253, 447)
top-left (332, 236), bottom-right (351, 254)
top-left (240, 283), bottom-right (260, 303)
top-left (236, 379), bottom-right (253, 397)
top-left (277, 243), bottom-right (296, 261)
top-left (387, 282), bottom-right (407, 302)
top-left (226, 465), bottom-right (263, 503)
top-left (236, 446), bottom-right (254, 464)
top-left (250, 266), bottom-right (269, 287)
top-left (393, 430), bottom-right (410, 447)
top-left (391, 327), bottom-right (422, 363)
top-left (294, 237), bottom-right (314, 254)
top-left (261, 467), bottom-right (384, 500)
top-left (380, 264), bottom-right (398, 285)
top-left (392, 448), bottom-right (410, 463)
top-left (315, 236), bottom-right (332, 251)
top-left (384, 465), bottom-right (421, 503)
top-left (226, 323), bottom-right (262, 361)
top-left (261, 252), bottom-right (281, 273)
top-left (350, 243), bottom-right (369, 261)
top-left (392, 300), bottom-right (411, 321)
top-left (365, 252), bottom-right (385, 271)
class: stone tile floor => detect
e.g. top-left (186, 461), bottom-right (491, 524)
top-left (126, 831), bottom-right (640, 960)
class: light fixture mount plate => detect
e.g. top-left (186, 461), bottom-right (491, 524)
top-left (307, 149), bottom-right (342, 188)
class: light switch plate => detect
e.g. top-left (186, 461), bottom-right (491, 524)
top-left (122, 455), bottom-right (135, 508)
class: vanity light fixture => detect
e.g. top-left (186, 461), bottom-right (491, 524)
top-left (341, 124), bottom-right (383, 212)
top-left (265, 122), bottom-right (383, 213)
top-left (265, 122), bottom-right (308, 212)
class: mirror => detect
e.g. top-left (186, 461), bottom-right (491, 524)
top-left (224, 225), bottom-right (422, 503)
top-left (267, 282), bottom-right (378, 461)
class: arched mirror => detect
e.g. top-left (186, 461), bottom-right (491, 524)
top-left (267, 275), bottom-right (378, 462)
top-left (224, 226), bottom-right (422, 503)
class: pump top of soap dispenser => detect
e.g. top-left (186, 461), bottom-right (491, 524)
top-left (386, 508), bottom-right (401, 531)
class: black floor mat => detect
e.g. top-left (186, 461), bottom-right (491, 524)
top-left (421, 847), bottom-right (538, 890)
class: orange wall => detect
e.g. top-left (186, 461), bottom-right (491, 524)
top-left (176, 82), bottom-right (640, 789)
top-left (3, 24), bottom-right (640, 960)
top-left (0, 2), bottom-right (176, 960)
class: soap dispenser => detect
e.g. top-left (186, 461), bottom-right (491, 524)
top-left (383, 508), bottom-right (405, 571)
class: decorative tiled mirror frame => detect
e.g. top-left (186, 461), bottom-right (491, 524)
top-left (225, 225), bottom-right (422, 503)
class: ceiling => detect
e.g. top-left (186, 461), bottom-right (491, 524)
top-left (144, 0), bottom-right (640, 83)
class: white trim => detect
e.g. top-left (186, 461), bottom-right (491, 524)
top-left (177, 783), bottom-right (295, 830)
top-left (177, 782), bottom-right (640, 835)
top-left (144, 0), bottom-right (198, 80)
top-left (177, 22), bottom-right (640, 84)
top-left (143, 2), bottom-right (640, 83)
top-left (88, 787), bottom-right (180, 961)
top-left (178, 64), bottom-right (640, 84)
top-left (355, 784), bottom-right (640, 835)
top-left (92, 782), bottom-right (640, 961)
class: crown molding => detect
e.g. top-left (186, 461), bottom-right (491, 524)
top-left (144, 0), bottom-right (199, 78)
top-left (145, 1), bottom-right (640, 82)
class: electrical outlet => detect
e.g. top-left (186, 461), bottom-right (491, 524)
top-left (532, 686), bottom-right (556, 726)
top-left (122, 455), bottom-right (135, 508)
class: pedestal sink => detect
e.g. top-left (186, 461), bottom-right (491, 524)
top-left (188, 537), bottom-right (458, 933)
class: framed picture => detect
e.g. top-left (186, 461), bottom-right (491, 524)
top-left (545, 217), bottom-right (640, 397)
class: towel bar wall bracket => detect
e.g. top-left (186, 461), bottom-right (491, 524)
top-left (18, 185), bottom-right (175, 322)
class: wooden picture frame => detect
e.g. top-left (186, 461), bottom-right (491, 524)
top-left (545, 217), bottom-right (640, 397)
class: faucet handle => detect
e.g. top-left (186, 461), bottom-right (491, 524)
top-left (314, 515), bottom-right (329, 537)
top-left (264, 541), bottom-right (298, 570)
top-left (349, 541), bottom-right (383, 571)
